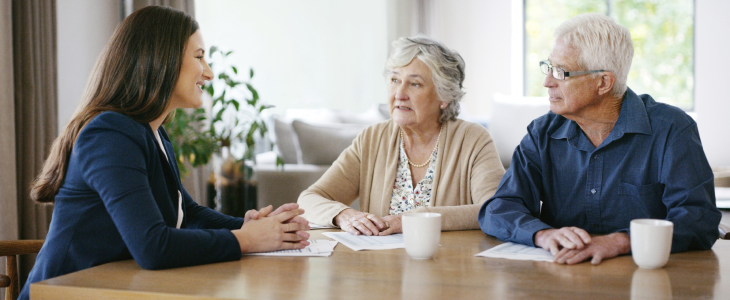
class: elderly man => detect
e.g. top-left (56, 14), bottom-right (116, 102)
top-left (478, 13), bottom-right (721, 265)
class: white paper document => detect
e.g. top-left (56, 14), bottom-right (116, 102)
top-left (716, 187), bottom-right (730, 208)
top-left (244, 239), bottom-right (338, 257)
top-left (322, 232), bottom-right (405, 251)
top-left (309, 222), bottom-right (337, 229)
top-left (475, 242), bottom-right (554, 262)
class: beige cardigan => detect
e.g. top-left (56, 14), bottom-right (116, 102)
top-left (298, 119), bottom-right (505, 231)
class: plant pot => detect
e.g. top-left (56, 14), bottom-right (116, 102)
top-left (206, 147), bottom-right (258, 217)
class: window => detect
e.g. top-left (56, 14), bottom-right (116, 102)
top-left (525, 0), bottom-right (695, 110)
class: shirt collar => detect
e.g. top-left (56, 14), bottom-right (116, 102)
top-left (549, 87), bottom-right (652, 148)
top-left (612, 87), bottom-right (652, 136)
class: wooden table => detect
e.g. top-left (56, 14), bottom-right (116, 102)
top-left (30, 226), bottom-right (730, 300)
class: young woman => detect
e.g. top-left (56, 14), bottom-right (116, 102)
top-left (19, 6), bottom-right (308, 300)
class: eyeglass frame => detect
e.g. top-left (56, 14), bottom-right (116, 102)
top-left (540, 60), bottom-right (606, 81)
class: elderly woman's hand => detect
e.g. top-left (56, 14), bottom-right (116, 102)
top-left (335, 209), bottom-right (390, 236)
top-left (377, 215), bottom-right (402, 236)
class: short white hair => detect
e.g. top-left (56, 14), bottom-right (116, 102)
top-left (555, 13), bottom-right (633, 98)
top-left (385, 35), bottom-right (465, 123)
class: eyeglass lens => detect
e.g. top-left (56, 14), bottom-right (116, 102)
top-left (540, 61), bottom-right (564, 80)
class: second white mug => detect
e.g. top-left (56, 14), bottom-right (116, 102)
top-left (402, 213), bottom-right (442, 259)
top-left (630, 219), bottom-right (673, 269)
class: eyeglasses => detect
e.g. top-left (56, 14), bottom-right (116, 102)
top-left (540, 60), bottom-right (606, 80)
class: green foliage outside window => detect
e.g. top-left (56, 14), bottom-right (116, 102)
top-left (525, 0), bottom-right (694, 110)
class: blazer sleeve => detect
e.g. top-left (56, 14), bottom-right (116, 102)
top-left (77, 116), bottom-right (242, 270)
top-left (182, 188), bottom-right (244, 230)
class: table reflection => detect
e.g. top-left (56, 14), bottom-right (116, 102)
top-left (631, 268), bottom-right (671, 299)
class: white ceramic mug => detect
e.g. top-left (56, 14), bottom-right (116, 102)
top-left (402, 213), bottom-right (442, 259)
top-left (630, 219), bottom-right (673, 269)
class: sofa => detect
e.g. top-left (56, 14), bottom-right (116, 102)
top-left (252, 104), bottom-right (389, 209)
top-left (251, 95), bottom-right (553, 210)
top-left (488, 93), bottom-right (551, 168)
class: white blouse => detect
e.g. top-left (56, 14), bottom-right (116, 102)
top-left (155, 131), bottom-right (184, 229)
top-left (389, 139), bottom-right (438, 215)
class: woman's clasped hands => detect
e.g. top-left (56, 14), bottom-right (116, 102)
top-left (335, 208), bottom-right (402, 236)
top-left (233, 203), bottom-right (310, 253)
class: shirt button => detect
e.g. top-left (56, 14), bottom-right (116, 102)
top-left (594, 156), bottom-right (599, 160)
top-left (591, 189), bottom-right (597, 194)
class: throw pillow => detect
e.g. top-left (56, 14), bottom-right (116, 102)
top-left (291, 120), bottom-right (368, 165)
top-left (272, 115), bottom-right (300, 164)
top-left (490, 93), bottom-right (550, 167)
top-left (337, 104), bottom-right (389, 125)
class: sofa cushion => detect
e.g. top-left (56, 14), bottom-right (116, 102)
top-left (272, 116), bottom-right (300, 164)
top-left (337, 105), bottom-right (389, 125)
top-left (378, 103), bottom-right (390, 119)
top-left (490, 93), bottom-right (551, 167)
top-left (291, 120), bottom-right (368, 165)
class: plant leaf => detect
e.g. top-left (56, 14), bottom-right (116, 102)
top-left (215, 108), bottom-right (225, 122)
top-left (246, 83), bottom-right (259, 105)
top-left (259, 104), bottom-right (274, 113)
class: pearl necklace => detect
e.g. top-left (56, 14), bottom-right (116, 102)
top-left (400, 125), bottom-right (443, 168)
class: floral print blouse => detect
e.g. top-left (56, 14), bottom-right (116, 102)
top-left (390, 139), bottom-right (438, 215)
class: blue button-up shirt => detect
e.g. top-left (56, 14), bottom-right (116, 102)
top-left (479, 88), bottom-right (720, 253)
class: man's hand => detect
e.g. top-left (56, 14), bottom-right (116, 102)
top-left (534, 227), bottom-right (592, 255)
top-left (553, 232), bottom-right (630, 265)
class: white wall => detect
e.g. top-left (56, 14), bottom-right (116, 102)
top-left (695, 0), bottom-right (730, 167)
top-left (53, 0), bottom-right (728, 167)
top-left (196, 0), bottom-right (389, 115)
top-left (56, 0), bottom-right (120, 133)
top-left (429, 0), bottom-right (512, 118)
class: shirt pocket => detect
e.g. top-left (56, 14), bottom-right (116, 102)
top-left (619, 182), bottom-right (666, 219)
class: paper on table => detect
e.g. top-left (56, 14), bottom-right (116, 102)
top-left (475, 242), bottom-right (554, 262)
top-left (244, 239), bottom-right (338, 257)
top-left (309, 222), bottom-right (337, 229)
top-left (323, 232), bottom-right (405, 251)
top-left (716, 187), bottom-right (730, 208)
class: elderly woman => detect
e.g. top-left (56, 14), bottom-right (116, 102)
top-left (298, 36), bottom-right (505, 236)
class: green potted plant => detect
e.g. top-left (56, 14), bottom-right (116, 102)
top-left (164, 46), bottom-right (273, 217)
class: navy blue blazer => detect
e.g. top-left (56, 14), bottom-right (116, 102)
top-left (20, 112), bottom-right (244, 300)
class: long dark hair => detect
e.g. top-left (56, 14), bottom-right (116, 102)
top-left (31, 6), bottom-right (199, 203)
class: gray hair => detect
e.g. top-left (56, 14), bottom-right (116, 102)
top-left (385, 35), bottom-right (465, 123)
top-left (555, 13), bottom-right (633, 98)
